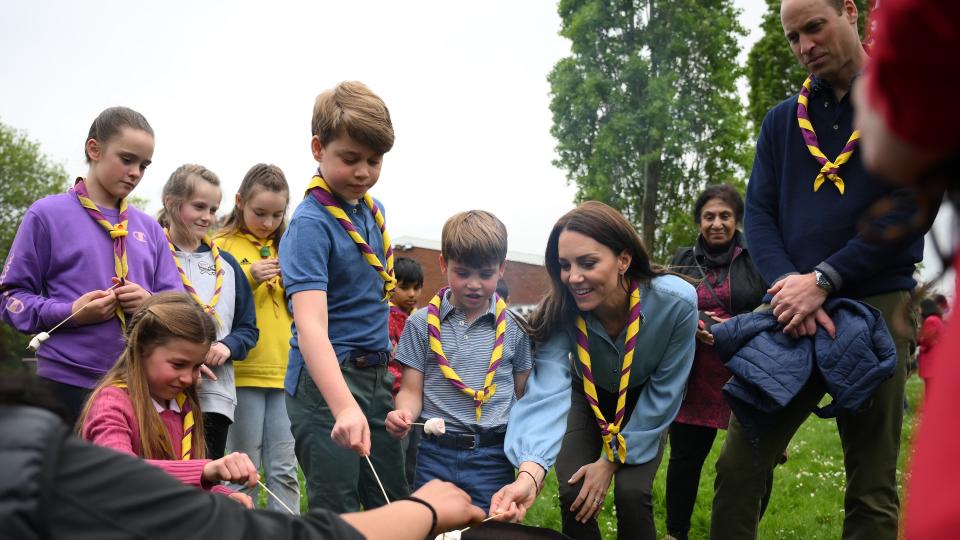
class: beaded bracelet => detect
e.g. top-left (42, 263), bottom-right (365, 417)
top-left (517, 469), bottom-right (542, 495)
top-left (404, 495), bottom-right (438, 540)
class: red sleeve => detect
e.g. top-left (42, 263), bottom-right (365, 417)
top-left (866, 0), bottom-right (960, 151)
top-left (920, 316), bottom-right (945, 348)
top-left (388, 308), bottom-right (408, 346)
top-left (81, 387), bottom-right (215, 490)
top-left (907, 316), bottom-right (960, 538)
top-left (81, 387), bottom-right (141, 456)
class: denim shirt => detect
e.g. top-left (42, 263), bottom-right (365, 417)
top-left (504, 274), bottom-right (698, 468)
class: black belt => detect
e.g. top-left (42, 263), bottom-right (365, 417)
top-left (423, 431), bottom-right (506, 450)
top-left (346, 350), bottom-right (390, 368)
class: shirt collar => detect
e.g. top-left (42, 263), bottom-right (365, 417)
top-left (153, 397), bottom-right (183, 414)
top-left (809, 71), bottom-right (863, 98)
top-left (438, 289), bottom-right (497, 322)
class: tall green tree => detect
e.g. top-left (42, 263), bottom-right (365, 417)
top-left (549, 0), bottom-right (750, 261)
top-left (0, 121), bottom-right (68, 362)
top-left (747, 0), bottom-right (869, 132)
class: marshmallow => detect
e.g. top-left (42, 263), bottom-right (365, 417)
top-left (28, 332), bottom-right (50, 351)
top-left (424, 417), bottom-right (446, 436)
top-left (434, 531), bottom-right (461, 540)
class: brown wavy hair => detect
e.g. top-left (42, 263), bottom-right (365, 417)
top-left (527, 201), bottom-right (677, 344)
top-left (77, 292), bottom-right (217, 460)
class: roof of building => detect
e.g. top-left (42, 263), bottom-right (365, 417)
top-left (392, 235), bottom-right (545, 266)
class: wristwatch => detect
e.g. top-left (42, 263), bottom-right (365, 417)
top-left (813, 270), bottom-right (834, 293)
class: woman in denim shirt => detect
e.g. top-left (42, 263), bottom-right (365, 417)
top-left (490, 202), bottom-right (698, 540)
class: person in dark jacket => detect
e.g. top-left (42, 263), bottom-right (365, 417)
top-left (665, 184), bottom-right (766, 540)
top-left (0, 373), bottom-right (487, 540)
top-left (711, 1), bottom-right (934, 538)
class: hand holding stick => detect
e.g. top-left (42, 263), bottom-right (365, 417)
top-left (28, 282), bottom-right (122, 350)
top-left (258, 480), bottom-right (297, 515)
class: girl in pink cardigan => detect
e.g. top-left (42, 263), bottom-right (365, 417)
top-left (78, 292), bottom-right (259, 507)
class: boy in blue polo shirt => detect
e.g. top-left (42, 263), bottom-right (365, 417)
top-left (385, 210), bottom-right (532, 512)
top-left (279, 81), bottom-right (407, 512)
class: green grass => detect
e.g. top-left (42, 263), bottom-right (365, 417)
top-left (520, 375), bottom-right (923, 538)
top-left (278, 377), bottom-right (921, 537)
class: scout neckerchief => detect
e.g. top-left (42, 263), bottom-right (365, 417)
top-left (237, 228), bottom-right (283, 314)
top-left (72, 178), bottom-right (129, 329)
top-left (427, 287), bottom-right (507, 422)
top-left (113, 382), bottom-right (194, 460)
top-left (164, 228), bottom-right (224, 325)
top-left (797, 76), bottom-right (860, 195)
top-left (575, 279), bottom-right (641, 463)
top-left (306, 174), bottom-right (395, 300)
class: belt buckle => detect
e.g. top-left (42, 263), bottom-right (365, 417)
top-left (353, 354), bottom-right (368, 368)
top-left (464, 434), bottom-right (477, 450)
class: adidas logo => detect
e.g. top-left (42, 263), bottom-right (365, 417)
top-left (240, 258), bottom-right (251, 265)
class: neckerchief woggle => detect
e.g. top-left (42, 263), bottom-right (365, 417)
top-left (575, 279), bottom-right (642, 463)
top-left (797, 76), bottom-right (860, 194)
top-left (72, 178), bottom-right (129, 329)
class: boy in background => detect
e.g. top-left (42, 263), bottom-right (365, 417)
top-left (388, 256), bottom-right (424, 485)
top-left (385, 210), bottom-right (532, 512)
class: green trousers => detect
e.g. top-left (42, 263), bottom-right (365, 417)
top-left (286, 362), bottom-right (409, 512)
top-left (710, 291), bottom-right (915, 540)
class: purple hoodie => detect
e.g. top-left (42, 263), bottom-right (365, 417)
top-left (1, 190), bottom-right (183, 388)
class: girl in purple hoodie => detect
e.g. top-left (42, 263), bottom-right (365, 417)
top-left (1, 107), bottom-right (182, 424)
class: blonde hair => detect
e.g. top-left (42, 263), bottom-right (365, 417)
top-left (157, 164), bottom-right (221, 237)
top-left (441, 210), bottom-right (508, 268)
top-left (312, 81), bottom-right (394, 154)
top-left (216, 163), bottom-right (290, 245)
top-left (77, 293), bottom-right (217, 460)
top-left (84, 106), bottom-right (154, 163)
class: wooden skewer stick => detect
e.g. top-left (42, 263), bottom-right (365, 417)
top-left (365, 454), bottom-right (390, 504)
top-left (27, 282), bottom-right (122, 349)
top-left (459, 512), bottom-right (506, 533)
top-left (258, 480), bottom-right (297, 515)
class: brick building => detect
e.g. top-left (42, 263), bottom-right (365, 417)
top-left (393, 236), bottom-right (550, 315)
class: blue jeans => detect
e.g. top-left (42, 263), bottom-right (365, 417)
top-left (414, 435), bottom-right (515, 512)
top-left (226, 387), bottom-right (300, 514)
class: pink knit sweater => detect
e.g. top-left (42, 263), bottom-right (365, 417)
top-left (81, 386), bottom-right (233, 495)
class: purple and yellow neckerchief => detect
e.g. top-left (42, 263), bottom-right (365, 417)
top-left (113, 382), bottom-right (194, 460)
top-left (164, 228), bottom-right (224, 326)
top-left (72, 178), bottom-right (129, 329)
top-left (305, 174), bottom-right (395, 300)
top-left (575, 279), bottom-right (641, 463)
top-left (797, 76), bottom-right (860, 195)
top-left (427, 287), bottom-right (507, 422)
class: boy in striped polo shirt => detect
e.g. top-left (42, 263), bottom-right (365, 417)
top-left (386, 210), bottom-right (532, 512)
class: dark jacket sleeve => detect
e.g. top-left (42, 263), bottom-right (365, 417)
top-left (744, 110), bottom-right (800, 286)
top-left (220, 251), bottom-right (259, 361)
top-left (821, 186), bottom-right (939, 290)
top-left (730, 250), bottom-right (768, 315)
top-left (48, 436), bottom-right (363, 540)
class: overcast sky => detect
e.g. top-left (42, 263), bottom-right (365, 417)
top-left (0, 1), bottom-right (951, 294)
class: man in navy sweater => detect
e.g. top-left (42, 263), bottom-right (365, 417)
top-left (709, 1), bottom-right (935, 539)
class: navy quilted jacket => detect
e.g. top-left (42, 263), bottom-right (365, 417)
top-left (712, 298), bottom-right (898, 440)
